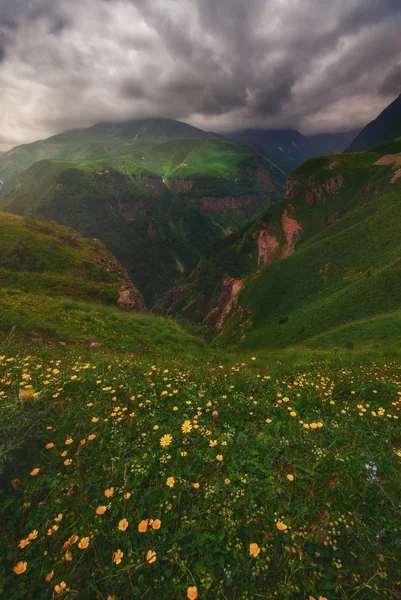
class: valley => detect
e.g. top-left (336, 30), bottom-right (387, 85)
top-left (1, 102), bottom-right (401, 600)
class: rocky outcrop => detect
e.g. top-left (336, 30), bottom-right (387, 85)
top-left (326, 161), bottom-right (340, 171)
top-left (156, 283), bottom-right (192, 314)
top-left (168, 179), bottom-right (196, 193)
top-left (117, 284), bottom-right (145, 311)
top-left (189, 194), bottom-right (259, 216)
top-left (205, 275), bottom-right (245, 330)
top-left (284, 177), bottom-right (301, 200)
top-left (374, 155), bottom-right (401, 167)
top-left (282, 205), bottom-right (303, 258)
top-left (257, 230), bottom-right (279, 265)
top-left (323, 173), bottom-right (344, 195)
top-left (391, 169), bottom-right (401, 184)
top-left (136, 176), bottom-right (165, 196)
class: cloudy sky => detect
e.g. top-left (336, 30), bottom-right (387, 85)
top-left (0, 0), bottom-right (400, 150)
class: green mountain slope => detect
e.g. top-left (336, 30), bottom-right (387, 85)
top-left (159, 145), bottom-right (401, 350)
top-left (0, 118), bottom-right (219, 192)
top-left (1, 135), bottom-right (284, 305)
top-left (345, 93), bottom-right (401, 152)
top-left (0, 211), bottom-right (210, 356)
top-left (0, 210), bottom-right (144, 310)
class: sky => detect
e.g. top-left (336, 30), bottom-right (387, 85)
top-left (0, 0), bottom-right (400, 150)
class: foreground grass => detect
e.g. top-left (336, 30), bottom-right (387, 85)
top-left (1, 341), bottom-right (401, 600)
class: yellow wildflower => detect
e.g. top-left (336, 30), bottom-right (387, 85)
top-left (182, 420), bottom-right (193, 433)
top-left (13, 561), bottom-right (27, 575)
top-left (146, 549), bottom-right (157, 563)
top-left (113, 549), bottom-right (124, 564)
top-left (118, 518), bottom-right (129, 532)
top-left (249, 543), bottom-right (260, 557)
top-left (187, 586), bottom-right (198, 600)
top-left (160, 434), bottom-right (172, 447)
top-left (78, 537), bottom-right (90, 549)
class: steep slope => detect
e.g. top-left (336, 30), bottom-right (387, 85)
top-left (0, 118), bottom-right (220, 193)
top-left (345, 94), bottom-right (401, 152)
top-left (227, 128), bottom-right (359, 173)
top-left (0, 210), bottom-right (144, 310)
top-left (159, 145), bottom-right (401, 349)
top-left (1, 138), bottom-right (284, 305)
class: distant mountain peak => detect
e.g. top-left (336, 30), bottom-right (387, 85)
top-left (345, 94), bottom-right (401, 153)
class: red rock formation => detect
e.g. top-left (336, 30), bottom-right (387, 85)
top-left (392, 169), bottom-right (401, 184)
top-left (117, 285), bottom-right (145, 311)
top-left (210, 275), bottom-right (245, 331)
top-left (138, 176), bottom-right (165, 196)
top-left (284, 177), bottom-right (301, 200)
top-left (189, 194), bottom-right (259, 215)
top-left (323, 173), bottom-right (344, 195)
top-left (257, 230), bottom-right (279, 265)
top-left (281, 205), bottom-right (303, 258)
top-left (169, 179), bottom-right (196, 193)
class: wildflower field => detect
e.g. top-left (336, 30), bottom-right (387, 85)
top-left (1, 342), bottom-right (401, 600)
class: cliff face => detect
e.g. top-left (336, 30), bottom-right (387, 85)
top-left (188, 194), bottom-right (260, 216)
top-left (284, 173), bottom-right (344, 203)
top-left (211, 276), bottom-right (245, 330)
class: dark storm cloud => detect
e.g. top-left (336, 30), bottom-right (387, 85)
top-left (0, 0), bottom-right (400, 149)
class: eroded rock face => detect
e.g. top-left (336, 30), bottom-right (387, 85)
top-left (117, 285), bottom-right (145, 311)
top-left (323, 173), bottom-right (344, 195)
top-left (284, 177), bottom-right (301, 200)
top-left (374, 155), bottom-right (401, 167)
top-left (281, 205), bottom-right (303, 258)
top-left (189, 194), bottom-right (259, 216)
top-left (257, 230), bottom-right (279, 265)
top-left (169, 179), bottom-right (196, 193)
top-left (392, 169), bottom-right (401, 184)
top-left (206, 275), bottom-right (244, 331)
top-left (137, 176), bottom-right (165, 196)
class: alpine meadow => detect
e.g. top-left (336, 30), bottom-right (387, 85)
top-left (1, 2), bottom-right (401, 599)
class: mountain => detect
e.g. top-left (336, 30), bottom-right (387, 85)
top-left (345, 94), bottom-right (401, 152)
top-left (0, 210), bottom-right (144, 311)
top-left (158, 140), bottom-right (401, 350)
top-left (227, 128), bottom-right (360, 173)
top-left (0, 118), bottom-right (220, 193)
top-left (1, 129), bottom-right (285, 305)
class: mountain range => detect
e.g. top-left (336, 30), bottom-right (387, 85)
top-left (227, 128), bottom-right (360, 173)
top-left (0, 119), bottom-right (284, 305)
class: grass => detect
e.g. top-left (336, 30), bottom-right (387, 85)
top-left (0, 135), bottom-right (284, 305)
top-left (1, 340), bottom-right (401, 599)
top-left (162, 147), bottom-right (401, 350)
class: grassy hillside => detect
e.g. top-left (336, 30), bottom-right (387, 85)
top-left (1, 160), bottom-right (401, 598)
top-left (0, 211), bottom-right (143, 310)
top-left (160, 146), bottom-right (401, 351)
top-left (1, 338), bottom-right (401, 599)
top-left (1, 136), bottom-right (284, 305)
top-left (0, 118), bottom-right (220, 192)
